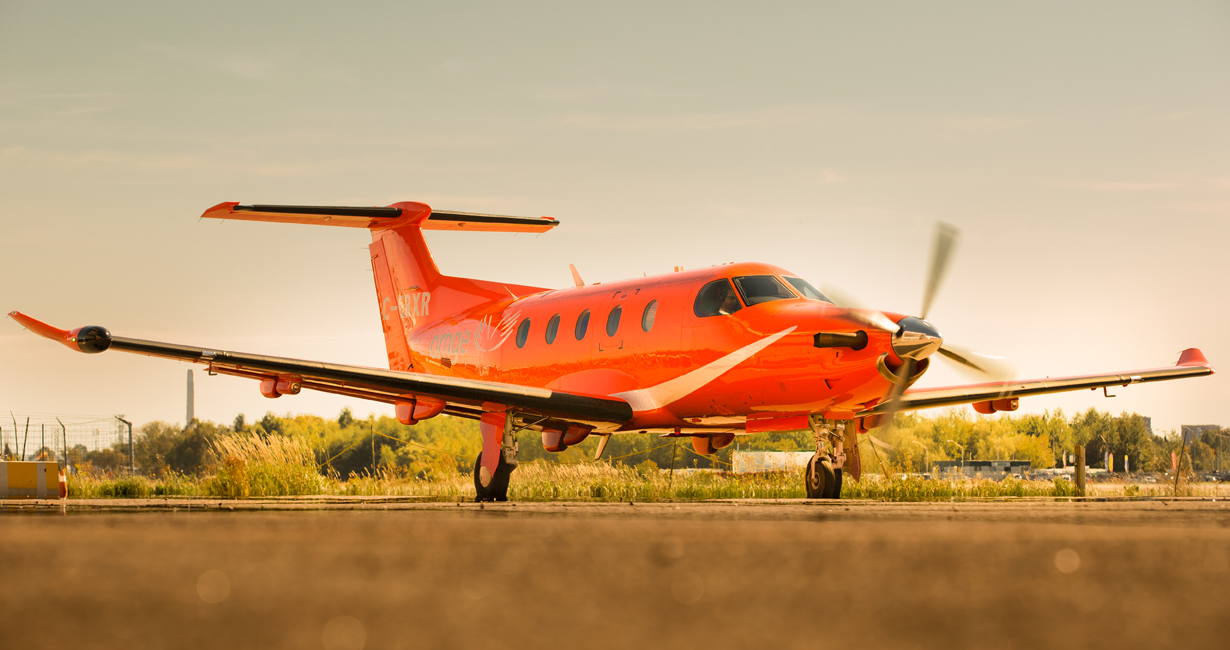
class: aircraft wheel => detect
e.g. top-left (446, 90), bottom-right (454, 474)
top-left (805, 455), bottom-right (835, 499)
top-left (827, 468), bottom-right (843, 499)
top-left (473, 451), bottom-right (514, 502)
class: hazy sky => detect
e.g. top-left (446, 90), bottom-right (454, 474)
top-left (2, 1), bottom-right (1227, 435)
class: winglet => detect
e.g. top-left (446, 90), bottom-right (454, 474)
top-left (7, 311), bottom-right (112, 354)
top-left (569, 264), bottom-right (585, 288)
top-left (1177, 348), bottom-right (1213, 371)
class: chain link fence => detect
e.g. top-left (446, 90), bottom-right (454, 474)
top-left (2, 412), bottom-right (134, 474)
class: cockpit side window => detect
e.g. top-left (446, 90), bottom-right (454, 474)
top-left (693, 279), bottom-right (744, 317)
top-left (783, 276), bottom-right (832, 303)
top-left (732, 275), bottom-right (796, 306)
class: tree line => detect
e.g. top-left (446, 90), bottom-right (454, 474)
top-left (68, 407), bottom-right (1225, 477)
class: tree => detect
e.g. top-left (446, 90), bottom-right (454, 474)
top-left (134, 421), bottom-right (181, 476)
top-left (165, 420), bottom-right (226, 475)
top-left (257, 412), bottom-right (284, 436)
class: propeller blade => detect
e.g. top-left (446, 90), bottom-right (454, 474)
top-left (879, 358), bottom-right (915, 429)
top-left (936, 344), bottom-right (1016, 382)
top-left (820, 285), bottom-right (900, 333)
top-left (920, 221), bottom-right (960, 320)
top-left (866, 435), bottom-right (895, 450)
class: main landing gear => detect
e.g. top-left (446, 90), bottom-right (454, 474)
top-left (474, 408), bottom-right (519, 502)
top-left (805, 418), bottom-right (846, 499)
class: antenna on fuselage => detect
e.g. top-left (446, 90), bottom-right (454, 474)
top-left (569, 264), bottom-right (585, 288)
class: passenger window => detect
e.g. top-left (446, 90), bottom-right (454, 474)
top-left (606, 305), bottom-right (622, 337)
top-left (641, 300), bottom-right (658, 332)
top-left (783, 277), bottom-right (832, 302)
top-left (516, 318), bottom-right (530, 348)
top-left (574, 309), bottom-right (590, 340)
top-left (733, 275), bottom-right (796, 306)
top-left (545, 314), bottom-right (560, 344)
top-left (693, 279), bottom-right (743, 317)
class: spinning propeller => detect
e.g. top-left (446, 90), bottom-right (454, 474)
top-left (826, 221), bottom-right (1014, 425)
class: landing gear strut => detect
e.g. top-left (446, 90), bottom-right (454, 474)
top-left (474, 409), bottom-right (519, 502)
top-left (804, 418), bottom-right (846, 499)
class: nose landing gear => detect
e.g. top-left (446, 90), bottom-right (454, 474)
top-left (804, 418), bottom-right (846, 499)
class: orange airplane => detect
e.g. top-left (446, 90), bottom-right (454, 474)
top-left (9, 202), bottom-right (1215, 500)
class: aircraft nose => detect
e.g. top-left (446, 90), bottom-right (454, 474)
top-left (892, 316), bottom-right (943, 361)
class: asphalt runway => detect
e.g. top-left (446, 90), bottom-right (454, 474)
top-left (2, 499), bottom-right (1228, 650)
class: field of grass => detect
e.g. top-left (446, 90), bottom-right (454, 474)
top-left (59, 431), bottom-right (1230, 501)
top-left (65, 456), bottom-right (1228, 502)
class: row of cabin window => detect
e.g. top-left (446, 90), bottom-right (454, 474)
top-left (512, 275), bottom-right (829, 349)
top-left (515, 300), bottom-right (660, 348)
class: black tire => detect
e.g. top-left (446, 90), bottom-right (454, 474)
top-left (473, 451), bottom-right (514, 502)
top-left (827, 468), bottom-right (843, 499)
top-left (805, 455), bottom-right (835, 499)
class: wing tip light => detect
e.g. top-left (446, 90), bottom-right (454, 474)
top-left (8, 311), bottom-right (111, 354)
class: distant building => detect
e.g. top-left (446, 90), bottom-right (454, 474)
top-left (731, 450), bottom-right (813, 474)
top-left (933, 460), bottom-right (1031, 480)
top-left (1181, 425), bottom-right (1220, 444)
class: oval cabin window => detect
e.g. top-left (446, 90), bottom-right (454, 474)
top-left (641, 300), bottom-right (658, 332)
top-left (575, 309), bottom-right (591, 340)
top-left (606, 305), bottom-right (622, 337)
top-left (545, 314), bottom-right (560, 344)
top-left (516, 318), bottom-right (531, 348)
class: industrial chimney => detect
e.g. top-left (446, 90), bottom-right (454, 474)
top-left (186, 369), bottom-right (195, 427)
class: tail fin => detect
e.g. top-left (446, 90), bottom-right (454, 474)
top-left (202, 201), bottom-right (558, 371)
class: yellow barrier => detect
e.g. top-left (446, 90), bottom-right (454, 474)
top-left (0, 461), bottom-right (62, 499)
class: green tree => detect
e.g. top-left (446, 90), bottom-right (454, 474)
top-left (165, 420), bottom-right (227, 475)
top-left (134, 421), bottom-right (182, 476)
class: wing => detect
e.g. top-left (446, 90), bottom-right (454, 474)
top-left (868, 348), bottom-right (1214, 414)
top-left (7, 312), bottom-right (632, 428)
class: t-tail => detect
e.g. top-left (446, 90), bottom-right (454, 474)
top-left (201, 201), bottom-right (558, 371)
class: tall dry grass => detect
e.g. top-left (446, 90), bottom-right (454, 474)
top-left (205, 433), bottom-right (326, 498)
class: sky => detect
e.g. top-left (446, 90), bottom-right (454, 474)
top-left (1, 1), bottom-right (1227, 436)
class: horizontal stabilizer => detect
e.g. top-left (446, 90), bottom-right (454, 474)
top-left (202, 202), bottom-right (559, 233)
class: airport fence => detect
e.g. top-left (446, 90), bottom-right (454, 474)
top-left (1, 412), bottom-right (135, 474)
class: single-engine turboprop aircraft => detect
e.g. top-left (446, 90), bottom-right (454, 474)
top-left (9, 201), bottom-right (1215, 500)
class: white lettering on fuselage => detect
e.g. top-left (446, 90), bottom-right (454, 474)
top-left (427, 309), bottom-right (520, 365)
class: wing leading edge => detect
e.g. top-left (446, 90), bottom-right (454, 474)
top-left (871, 348), bottom-right (1214, 415)
top-left (7, 312), bottom-right (632, 426)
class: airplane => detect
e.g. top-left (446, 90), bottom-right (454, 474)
top-left (8, 201), bottom-right (1215, 500)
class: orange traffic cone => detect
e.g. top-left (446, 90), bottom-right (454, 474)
top-left (58, 469), bottom-right (67, 499)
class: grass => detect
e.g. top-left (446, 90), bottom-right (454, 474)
top-left (205, 434), bottom-right (326, 498)
top-left (68, 471), bottom-right (204, 498)
top-left (59, 454), bottom-right (1230, 502)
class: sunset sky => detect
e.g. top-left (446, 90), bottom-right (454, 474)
top-left (2, 1), bottom-right (1227, 435)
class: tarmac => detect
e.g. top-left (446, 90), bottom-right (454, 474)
top-left (2, 498), bottom-right (1228, 649)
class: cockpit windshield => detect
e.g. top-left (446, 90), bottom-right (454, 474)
top-left (732, 275), bottom-right (796, 306)
top-left (783, 277), bottom-right (832, 303)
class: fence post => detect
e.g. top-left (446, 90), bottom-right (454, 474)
top-left (1075, 444), bottom-right (1086, 497)
top-left (57, 418), bottom-right (67, 472)
top-left (116, 416), bottom-right (134, 475)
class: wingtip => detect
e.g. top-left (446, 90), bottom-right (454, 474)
top-left (1177, 348), bottom-right (1213, 372)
